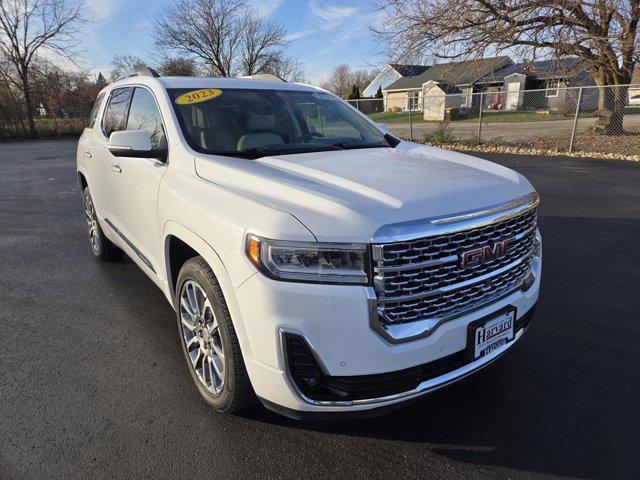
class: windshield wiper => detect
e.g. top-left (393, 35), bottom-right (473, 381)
top-left (329, 141), bottom-right (389, 150)
top-left (236, 146), bottom-right (271, 158)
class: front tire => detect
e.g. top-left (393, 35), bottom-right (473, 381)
top-left (176, 257), bottom-right (253, 413)
top-left (82, 187), bottom-right (122, 261)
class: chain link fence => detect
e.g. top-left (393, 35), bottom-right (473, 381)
top-left (348, 84), bottom-right (640, 159)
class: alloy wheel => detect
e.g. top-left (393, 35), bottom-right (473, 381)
top-left (179, 280), bottom-right (225, 394)
top-left (84, 193), bottom-right (100, 254)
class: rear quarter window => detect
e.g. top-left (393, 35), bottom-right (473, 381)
top-left (88, 92), bottom-right (105, 128)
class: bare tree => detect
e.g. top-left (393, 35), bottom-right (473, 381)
top-left (153, 0), bottom-right (247, 77)
top-left (321, 65), bottom-right (378, 97)
top-left (109, 54), bottom-right (146, 82)
top-left (157, 57), bottom-right (199, 76)
top-left (321, 64), bottom-right (354, 97)
top-left (372, 0), bottom-right (639, 133)
top-left (239, 11), bottom-right (287, 75)
top-left (263, 54), bottom-right (306, 82)
top-left (351, 68), bottom-right (378, 94)
top-left (0, 0), bottom-right (87, 137)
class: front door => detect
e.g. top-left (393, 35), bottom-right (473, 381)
top-left (109, 87), bottom-right (168, 277)
top-left (90, 87), bottom-right (134, 229)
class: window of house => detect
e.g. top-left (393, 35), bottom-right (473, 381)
top-left (460, 87), bottom-right (472, 108)
top-left (546, 80), bottom-right (560, 97)
top-left (127, 88), bottom-right (166, 150)
top-left (102, 87), bottom-right (134, 137)
top-left (407, 91), bottom-right (420, 111)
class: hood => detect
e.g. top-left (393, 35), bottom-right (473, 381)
top-left (194, 143), bottom-right (535, 242)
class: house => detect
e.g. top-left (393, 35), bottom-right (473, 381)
top-left (475, 58), bottom-right (594, 111)
top-left (361, 63), bottom-right (430, 98)
top-left (630, 67), bottom-right (640, 105)
top-left (382, 56), bottom-right (513, 118)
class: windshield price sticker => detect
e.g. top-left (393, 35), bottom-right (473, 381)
top-left (175, 89), bottom-right (222, 105)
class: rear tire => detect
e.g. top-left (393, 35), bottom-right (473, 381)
top-left (82, 187), bottom-right (122, 261)
top-left (176, 256), bottom-right (254, 413)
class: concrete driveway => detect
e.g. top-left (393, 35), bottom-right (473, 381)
top-left (1, 140), bottom-right (639, 479)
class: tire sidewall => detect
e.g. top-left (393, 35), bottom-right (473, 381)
top-left (176, 261), bottom-right (238, 411)
top-left (83, 187), bottom-right (103, 258)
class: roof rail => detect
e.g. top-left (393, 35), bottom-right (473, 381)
top-left (126, 67), bottom-right (161, 79)
top-left (238, 73), bottom-right (285, 82)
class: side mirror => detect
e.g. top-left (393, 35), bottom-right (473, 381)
top-left (377, 123), bottom-right (389, 134)
top-left (108, 130), bottom-right (167, 161)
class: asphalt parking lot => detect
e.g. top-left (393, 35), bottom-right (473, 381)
top-left (1, 140), bottom-right (639, 480)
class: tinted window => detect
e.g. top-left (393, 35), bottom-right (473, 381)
top-left (127, 88), bottom-right (166, 149)
top-left (102, 88), bottom-right (133, 137)
top-left (89, 92), bottom-right (105, 128)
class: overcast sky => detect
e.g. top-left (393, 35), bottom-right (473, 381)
top-left (82, 0), bottom-right (383, 83)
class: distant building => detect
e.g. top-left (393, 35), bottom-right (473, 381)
top-left (475, 58), bottom-right (594, 111)
top-left (630, 67), bottom-right (640, 105)
top-left (383, 56), bottom-right (512, 116)
top-left (382, 56), bottom-right (596, 119)
top-left (361, 64), bottom-right (430, 99)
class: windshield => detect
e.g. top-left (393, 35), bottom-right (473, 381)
top-left (168, 88), bottom-right (392, 158)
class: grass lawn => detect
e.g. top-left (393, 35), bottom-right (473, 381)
top-left (368, 111), bottom-right (431, 124)
top-left (368, 110), bottom-right (601, 124)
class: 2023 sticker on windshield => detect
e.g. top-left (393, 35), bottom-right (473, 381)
top-left (175, 89), bottom-right (222, 105)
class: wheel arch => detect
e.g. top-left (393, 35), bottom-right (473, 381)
top-left (77, 170), bottom-right (88, 192)
top-left (162, 221), bottom-right (255, 360)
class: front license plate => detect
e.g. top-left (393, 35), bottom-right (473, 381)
top-left (466, 307), bottom-right (516, 360)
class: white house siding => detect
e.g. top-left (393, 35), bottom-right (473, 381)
top-left (422, 82), bottom-right (464, 120)
top-left (362, 66), bottom-right (402, 98)
top-left (384, 91), bottom-right (412, 111)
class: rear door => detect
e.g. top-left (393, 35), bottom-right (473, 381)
top-left (109, 86), bottom-right (168, 276)
top-left (78, 92), bottom-right (109, 213)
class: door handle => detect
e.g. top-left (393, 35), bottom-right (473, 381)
top-left (111, 164), bottom-right (123, 174)
top-left (83, 151), bottom-right (92, 158)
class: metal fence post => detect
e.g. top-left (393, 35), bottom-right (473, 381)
top-left (569, 86), bottom-right (583, 153)
top-left (409, 97), bottom-right (413, 142)
top-left (356, 99), bottom-right (360, 112)
top-left (477, 92), bottom-right (484, 143)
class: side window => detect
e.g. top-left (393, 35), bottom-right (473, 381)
top-left (88, 92), bottom-right (105, 128)
top-left (102, 87), bottom-right (134, 137)
top-left (126, 88), bottom-right (166, 150)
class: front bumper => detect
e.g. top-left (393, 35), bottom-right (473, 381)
top-left (234, 252), bottom-right (541, 416)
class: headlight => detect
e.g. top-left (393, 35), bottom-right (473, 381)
top-left (245, 234), bottom-right (370, 284)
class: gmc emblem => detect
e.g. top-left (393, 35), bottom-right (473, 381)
top-left (461, 237), bottom-right (516, 268)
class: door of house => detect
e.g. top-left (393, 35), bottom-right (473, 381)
top-left (505, 82), bottom-right (520, 110)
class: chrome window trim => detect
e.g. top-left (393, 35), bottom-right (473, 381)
top-left (98, 84), bottom-right (170, 158)
top-left (371, 192), bottom-right (540, 244)
top-left (279, 324), bottom-right (527, 407)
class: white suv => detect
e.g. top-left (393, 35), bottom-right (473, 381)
top-left (77, 67), bottom-right (541, 419)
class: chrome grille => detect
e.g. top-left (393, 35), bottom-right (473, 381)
top-left (373, 208), bottom-right (537, 325)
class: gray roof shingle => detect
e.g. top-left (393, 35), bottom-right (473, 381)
top-left (385, 56), bottom-right (512, 91)
top-left (478, 58), bottom-right (588, 83)
top-left (388, 64), bottom-right (431, 77)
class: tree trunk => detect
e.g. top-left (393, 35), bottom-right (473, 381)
top-left (21, 72), bottom-right (37, 138)
top-left (591, 70), bottom-right (629, 135)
